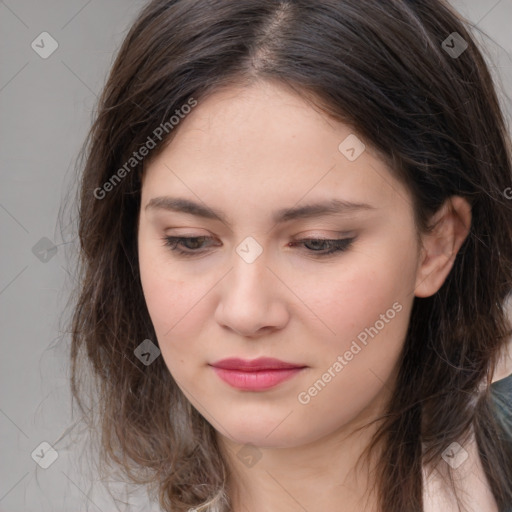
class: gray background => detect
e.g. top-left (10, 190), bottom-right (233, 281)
top-left (1, 1), bottom-right (511, 510)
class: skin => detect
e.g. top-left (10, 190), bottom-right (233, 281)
top-left (137, 80), bottom-right (493, 511)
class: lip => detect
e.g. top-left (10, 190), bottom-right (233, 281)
top-left (209, 357), bottom-right (307, 391)
top-left (210, 357), bottom-right (306, 371)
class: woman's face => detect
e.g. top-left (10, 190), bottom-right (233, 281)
top-left (138, 80), bottom-right (423, 448)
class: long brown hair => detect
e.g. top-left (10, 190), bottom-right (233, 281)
top-left (67, 0), bottom-right (512, 510)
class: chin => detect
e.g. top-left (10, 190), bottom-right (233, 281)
top-left (215, 418), bottom-right (310, 449)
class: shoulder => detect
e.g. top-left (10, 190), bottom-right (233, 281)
top-left (422, 428), bottom-right (499, 512)
top-left (422, 372), bottom-right (512, 512)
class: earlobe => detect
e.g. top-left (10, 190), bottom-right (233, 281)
top-left (414, 196), bottom-right (472, 298)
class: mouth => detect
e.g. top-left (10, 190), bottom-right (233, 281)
top-left (209, 357), bottom-right (307, 391)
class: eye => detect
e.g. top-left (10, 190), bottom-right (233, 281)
top-left (162, 236), bottom-right (216, 255)
top-left (161, 236), bottom-right (355, 258)
top-left (292, 237), bottom-right (355, 256)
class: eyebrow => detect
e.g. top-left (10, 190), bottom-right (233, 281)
top-left (144, 196), bottom-right (376, 226)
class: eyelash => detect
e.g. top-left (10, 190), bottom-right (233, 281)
top-left (161, 236), bottom-right (355, 258)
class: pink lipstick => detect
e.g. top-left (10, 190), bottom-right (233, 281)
top-left (209, 357), bottom-right (307, 391)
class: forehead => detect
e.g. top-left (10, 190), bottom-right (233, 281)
top-left (141, 81), bottom-right (413, 220)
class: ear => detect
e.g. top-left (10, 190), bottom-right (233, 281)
top-left (414, 196), bottom-right (472, 298)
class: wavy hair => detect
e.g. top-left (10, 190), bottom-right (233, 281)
top-left (68, 0), bottom-right (512, 510)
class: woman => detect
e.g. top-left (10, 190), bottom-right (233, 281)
top-left (69, 0), bottom-right (512, 510)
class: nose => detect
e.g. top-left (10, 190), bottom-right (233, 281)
top-left (214, 250), bottom-right (289, 338)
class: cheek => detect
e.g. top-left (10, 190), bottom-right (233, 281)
top-left (292, 240), bottom-right (415, 404)
top-left (292, 300), bottom-right (410, 439)
top-left (139, 266), bottom-right (207, 389)
top-left (139, 267), bottom-right (200, 345)
top-left (297, 245), bottom-right (415, 350)
top-left (138, 235), bottom-right (202, 363)
top-left (139, 226), bottom-right (195, 328)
